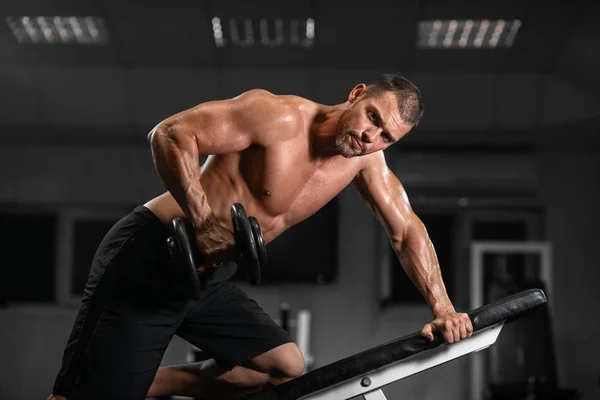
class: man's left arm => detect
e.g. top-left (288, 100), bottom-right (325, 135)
top-left (354, 153), bottom-right (473, 343)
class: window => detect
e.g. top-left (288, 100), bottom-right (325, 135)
top-left (70, 219), bottom-right (120, 295)
top-left (55, 207), bottom-right (129, 304)
top-left (0, 210), bottom-right (57, 304)
top-left (379, 198), bottom-right (544, 309)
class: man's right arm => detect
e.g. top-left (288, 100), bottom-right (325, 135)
top-left (147, 97), bottom-right (240, 227)
top-left (147, 89), bottom-right (298, 226)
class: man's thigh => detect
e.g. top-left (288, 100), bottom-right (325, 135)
top-left (176, 281), bottom-right (293, 372)
top-left (53, 208), bottom-right (186, 400)
top-left (69, 295), bottom-right (186, 400)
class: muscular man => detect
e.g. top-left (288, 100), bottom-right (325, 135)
top-left (49, 74), bottom-right (472, 400)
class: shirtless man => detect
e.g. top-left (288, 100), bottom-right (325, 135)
top-left (49, 74), bottom-right (473, 400)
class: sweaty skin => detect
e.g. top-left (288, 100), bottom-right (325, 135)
top-left (145, 85), bottom-right (470, 326)
top-left (145, 90), bottom-right (361, 246)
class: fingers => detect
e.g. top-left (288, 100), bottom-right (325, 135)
top-left (422, 313), bottom-right (474, 344)
top-left (196, 226), bottom-right (236, 266)
top-left (456, 313), bottom-right (473, 340)
top-left (443, 320), bottom-right (457, 344)
top-left (459, 321), bottom-right (468, 340)
top-left (465, 316), bottom-right (474, 339)
top-left (440, 313), bottom-right (473, 344)
top-left (461, 315), bottom-right (474, 339)
top-left (421, 324), bottom-right (434, 341)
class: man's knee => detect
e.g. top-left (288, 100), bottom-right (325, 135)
top-left (270, 343), bottom-right (305, 381)
top-left (249, 342), bottom-right (305, 385)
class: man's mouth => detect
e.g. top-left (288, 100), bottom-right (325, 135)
top-left (351, 136), bottom-right (362, 151)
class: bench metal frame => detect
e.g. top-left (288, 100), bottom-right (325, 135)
top-left (299, 323), bottom-right (504, 400)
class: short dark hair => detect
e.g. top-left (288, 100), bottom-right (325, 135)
top-left (366, 74), bottom-right (425, 127)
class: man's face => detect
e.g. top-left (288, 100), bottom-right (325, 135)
top-left (335, 90), bottom-right (413, 158)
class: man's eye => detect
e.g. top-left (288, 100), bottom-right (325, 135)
top-left (369, 111), bottom-right (378, 122)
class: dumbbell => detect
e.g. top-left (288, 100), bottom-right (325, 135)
top-left (167, 203), bottom-right (267, 299)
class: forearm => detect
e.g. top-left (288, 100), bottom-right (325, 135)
top-left (393, 221), bottom-right (454, 317)
top-left (148, 125), bottom-right (212, 225)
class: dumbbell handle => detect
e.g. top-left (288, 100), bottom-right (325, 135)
top-left (168, 203), bottom-right (265, 299)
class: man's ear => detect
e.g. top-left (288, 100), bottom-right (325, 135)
top-left (348, 83), bottom-right (368, 103)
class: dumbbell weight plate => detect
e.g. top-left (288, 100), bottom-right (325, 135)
top-left (171, 218), bottom-right (202, 299)
top-left (231, 203), bottom-right (261, 285)
top-left (249, 216), bottom-right (267, 267)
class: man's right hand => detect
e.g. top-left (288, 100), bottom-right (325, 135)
top-left (194, 214), bottom-right (236, 267)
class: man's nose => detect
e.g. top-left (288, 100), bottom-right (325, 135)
top-left (361, 129), bottom-right (379, 143)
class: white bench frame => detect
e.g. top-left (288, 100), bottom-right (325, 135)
top-left (299, 323), bottom-right (504, 400)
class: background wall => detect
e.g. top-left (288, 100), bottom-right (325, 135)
top-left (0, 138), bottom-right (598, 400)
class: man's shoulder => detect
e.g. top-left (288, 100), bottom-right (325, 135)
top-left (237, 89), bottom-right (306, 112)
top-left (238, 89), bottom-right (305, 121)
top-left (233, 89), bottom-right (307, 144)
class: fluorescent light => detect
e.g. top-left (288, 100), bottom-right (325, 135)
top-left (418, 19), bottom-right (521, 49)
top-left (504, 19), bottom-right (521, 47)
top-left (306, 18), bottom-right (315, 42)
top-left (212, 17), bottom-right (225, 48)
top-left (211, 17), bottom-right (315, 48)
top-left (260, 17), bottom-right (284, 46)
top-left (6, 16), bottom-right (109, 45)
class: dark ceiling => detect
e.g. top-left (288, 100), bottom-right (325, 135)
top-left (1, 0), bottom-right (599, 150)
top-left (0, 0), bottom-right (597, 75)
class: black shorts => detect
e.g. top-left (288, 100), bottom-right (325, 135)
top-left (52, 206), bottom-right (292, 400)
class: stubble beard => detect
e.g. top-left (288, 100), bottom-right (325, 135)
top-left (335, 110), bottom-right (360, 158)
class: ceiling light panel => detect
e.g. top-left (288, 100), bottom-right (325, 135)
top-left (211, 17), bottom-right (315, 48)
top-left (417, 19), bottom-right (521, 49)
top-left (6, 16), bottom-right (110, 45)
